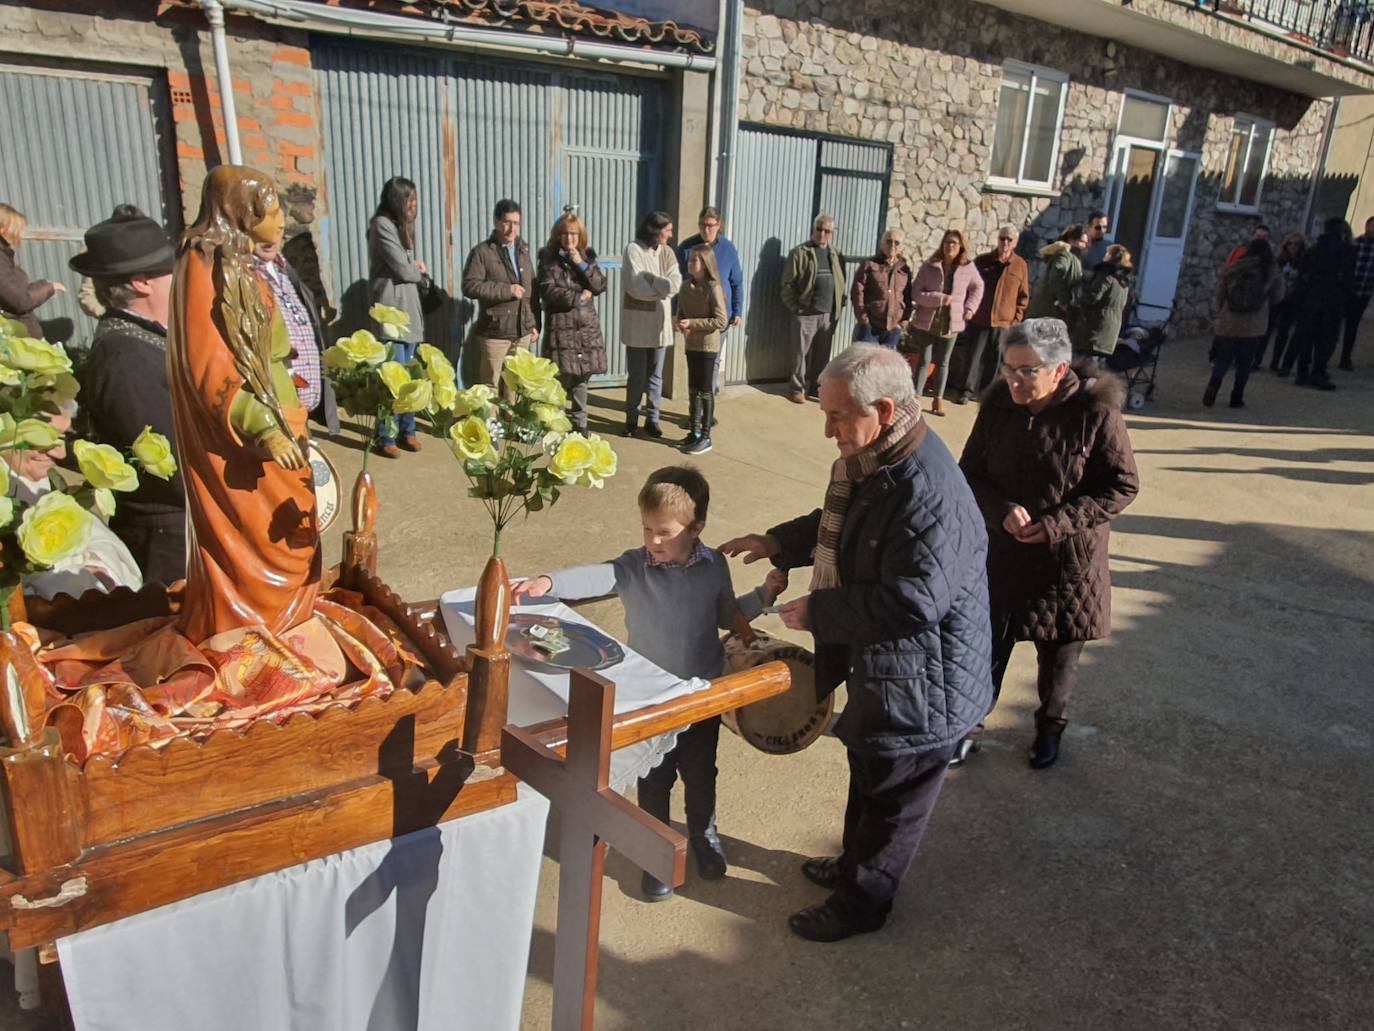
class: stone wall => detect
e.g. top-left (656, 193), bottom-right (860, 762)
top-left (0, 1), bottom-right (323, 233)
top-left (741, 0), bottom-right (1333, 335)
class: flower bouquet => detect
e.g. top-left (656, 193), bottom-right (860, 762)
top-left (0, 318), bottom-right (177, 627)
top-left (428, 349), bottom-right (618, 648)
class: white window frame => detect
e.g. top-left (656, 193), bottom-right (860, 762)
top-left (1217, 115), bottom-right (1274, 213)
top-left (1115, 88), bottom-right (1173, 144)
top-left (985, 61), bottom-right (1069, 192)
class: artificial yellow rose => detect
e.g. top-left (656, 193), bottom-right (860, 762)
top-left (0, 462), bottom-right (8, 496)
top-left (0, 495), bottom-right (12, 530)
top-left (430, 379), bottom-right (458, 412)
top-left (548, 434), bottom-right (595, 482)
top-left (369, 303), bottom-right (412, 339)
top-left (0, 363), bottom-right (20, 386)
top-left (534, 403), bottom-right (572, 434)
top-left (323, 330), bottom-right (387, 369)
top-left (502, 350), bottom-right (560, 400)
top-left (448, 416), bottom-right (495, 464)
top-left (453, 383), bottom-right (495, 418)
top-left (49, 371), bottom-right (80, 403)
top-left (94, 487), bottom-right (117, 519)
top-left (417, 344), bottom-right (457, 385)
top-left (73, 440), bottom-right (139, 492)
top-left (377, 361), bottom-right (412, 398)
top-left (0, 317), bottom-right (28, 339)
top-left (132, 426), bottom-right (178, 480)
top-left (0, 336), bottom-right (71, 376)
top-left (392, 379), bottom-right (433, 414)
top-left (17, 492), bottom-right (94, 568)
top-left (523, 376), bottom-right (567, 406)
top-left (6, 418), bottom-right (62, 449)
top-left (588, 435), bottom-right (618, 480)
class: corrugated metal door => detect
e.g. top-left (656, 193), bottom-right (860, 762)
top-left (0, 63), bottom-right (177, 347)
top-left (313, 40), bottom-right (665, 385)
top-left (729, 125), bottom-right (891, 382)
top-left (314, 45), bottom-right (456, 353)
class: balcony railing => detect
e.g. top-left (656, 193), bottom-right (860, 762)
top-left (1202, 0), bottom-right (1374, 64)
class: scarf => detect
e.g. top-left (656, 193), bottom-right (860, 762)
top-left (810, 400), bottom-right (926, 591)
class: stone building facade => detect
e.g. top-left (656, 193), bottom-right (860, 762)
top-left (739, 0), bottom-right (1335, 334)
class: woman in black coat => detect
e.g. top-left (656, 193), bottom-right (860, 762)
top-left (958, 317), bottom-right (1139, 769)
top-left (536, 209), bottom-right (607, 433)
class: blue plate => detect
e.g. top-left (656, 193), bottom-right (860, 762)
top-left (505, 613), bottom-right (625, 672)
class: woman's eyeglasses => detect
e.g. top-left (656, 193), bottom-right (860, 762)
top-left (999, 362), bottom-right (1045, 380)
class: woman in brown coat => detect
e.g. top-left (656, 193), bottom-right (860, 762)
top-left (0, 203), bottom-right (65, 336)
top-left (850, 228), bottom-right (912, 348)
top-left (537, 209), bottom-right (607, 433)
top-left (958, 317), bottom-right (1139, 769)
top-left (675, 244), bottom-right (727, 454)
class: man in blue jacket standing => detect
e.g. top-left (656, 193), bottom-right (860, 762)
top-left (677, 206), bottom-right (743, 406)
top-left (723, 344), bottom-right (992, 942)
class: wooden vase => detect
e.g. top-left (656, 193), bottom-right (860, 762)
top-left (474, 553), bottom-right (511, 653)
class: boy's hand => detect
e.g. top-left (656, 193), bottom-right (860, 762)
top-left (762, 568), bottom-right (789, 604)
top-left (512, 575), bottom-right (552, 599)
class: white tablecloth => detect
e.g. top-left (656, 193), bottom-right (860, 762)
top-left (439, 588), bottom-right (707, 789)
top-left (58, 785), bottom-right (550, 1031)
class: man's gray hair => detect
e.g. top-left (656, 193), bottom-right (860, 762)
top-left (818, 344), bottom-right (916, 411)
top-left (1002, 317), bottom-right (1072, 367)
top-left (998, 224), bottom-right (1019, 240)
top-left (813, 212), bottom-right (835, 231)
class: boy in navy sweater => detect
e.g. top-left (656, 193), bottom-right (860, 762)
top-left (515, 465), bottom-right (782, 900)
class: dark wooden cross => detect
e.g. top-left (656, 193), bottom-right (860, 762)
top-left (501, 669), bottom-right (685, 1031)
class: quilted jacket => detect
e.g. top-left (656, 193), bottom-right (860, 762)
top-left (536, 245), bottom-right (607, 377)
top-left (958, 365), bottom-right (1139, 642)
top-left (768, 429), bottom-right (993, 759)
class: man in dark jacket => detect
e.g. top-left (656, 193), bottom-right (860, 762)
top-left (1288, 216), bottom-right (1354, 390)
top-left (462, 198), bottom-right (540, 393)
top-left (69, 212), bottom-right (185, 585)
top-left (723, 344), bottom-right (992, 942)
top-left (952, 226), bottom-right (1029, 403)
top-left (780, 214), bottom-right (846, 404)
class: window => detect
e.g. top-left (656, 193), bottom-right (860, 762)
top-left (988, 62), bottom-right (1068, 190)
top-left (1219, 116), bottom-right (1273, 211)
top-left (1118, 93), bottom-right (1170, 143)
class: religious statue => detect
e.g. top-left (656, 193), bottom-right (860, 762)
top-left (168, 166), bottom-right (319, 644)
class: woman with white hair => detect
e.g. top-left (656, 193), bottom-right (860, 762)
top-left (957, 318), bottom-right (1139, 769)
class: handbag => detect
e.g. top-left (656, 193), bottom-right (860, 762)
top-left (419, 274), bottom-right (445, 314)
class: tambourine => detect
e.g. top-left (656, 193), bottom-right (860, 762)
top-left (308, 441), bottom-right (341, 532)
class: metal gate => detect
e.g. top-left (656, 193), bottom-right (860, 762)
top-left (729, 124), bottom-right (891, 383)
top-left (0, 62), bottom-right (178, 347)
top-left (314, 41), bottom-right (667, 385)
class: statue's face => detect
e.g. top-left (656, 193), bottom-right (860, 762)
top-left (249, 199), bottom-right (285, 248)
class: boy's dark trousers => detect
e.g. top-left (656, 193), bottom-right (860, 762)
top-left (636, 716), bottom-right (721, 835)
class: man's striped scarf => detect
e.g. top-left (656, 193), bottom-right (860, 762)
top-left (810, 400), bottom-right (926, 591)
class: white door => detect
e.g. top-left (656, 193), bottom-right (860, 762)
top-left (1136, 149), bottom-right (1201, 320)
top-left (1104, 138), bottom-right (1162, 275)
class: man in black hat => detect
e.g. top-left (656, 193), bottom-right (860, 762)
top-left (70, 210), bottom-right (186, 586)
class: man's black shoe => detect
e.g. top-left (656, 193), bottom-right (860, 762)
top-left (641, 871), bottom-right (673, 901)
top-left (1312, 376), bottom-right (1336, 391)
top-left (1029, 729), bottom-right (1061, 769)
top-left (788, 898), bottom-right (885, 942)
top-left (800, 855), bottom-right (842, 890)
top-left (644, 420), bottom-right (664, 438)
top-left (948, 736), bottom-right (979, 768)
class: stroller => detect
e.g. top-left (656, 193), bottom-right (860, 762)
top-left (1107, 307), bottom-right (1168, 409)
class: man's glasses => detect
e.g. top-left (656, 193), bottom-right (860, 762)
top-left (998, 236), bottom-right (1016, 243)
top-left (816, 227), bottom-right (833, 235)
top-left (700, 222), bottom-right (720, 231)
top-left (999, 362), bottom-right (1045, 380)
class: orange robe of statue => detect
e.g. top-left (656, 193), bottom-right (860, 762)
top-left (168, 250), bottom-right (320, 644)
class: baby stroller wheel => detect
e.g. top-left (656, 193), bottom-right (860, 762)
top-left (1128, 391), bottom-right (1146, 410)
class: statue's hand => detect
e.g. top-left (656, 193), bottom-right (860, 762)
top-left (263, 429), bottom-right (307, 470)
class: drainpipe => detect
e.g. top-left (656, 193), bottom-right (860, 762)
top-left (718, 0), bottom-right (743, 229)
top-left (200, 0), bottom-right (243, 166)
top-left (1304, 95), bottom-right (1341, 236)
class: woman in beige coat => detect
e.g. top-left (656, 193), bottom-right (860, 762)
top-left (675, 245), bottom-right (728, 454)
top-left (621, 210), bottom-right (681, 438)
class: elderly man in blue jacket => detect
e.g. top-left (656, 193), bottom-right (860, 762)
top-left (723, 344), bottom-right (992, 942)
top-left (677, 205), bottom-right (743, 402)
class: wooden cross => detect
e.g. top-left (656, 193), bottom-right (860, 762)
top-left (501, 669), bottom-right (685, 1031)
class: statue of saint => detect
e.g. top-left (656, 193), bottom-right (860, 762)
top-left (168, 166), bottom-right (319, 644)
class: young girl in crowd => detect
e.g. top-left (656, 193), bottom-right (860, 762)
top-left (675, 245), bottom-right (728, 454)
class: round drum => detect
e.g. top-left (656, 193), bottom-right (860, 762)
top-left (722, 632), bottom-right (829, 754)
top-left (308, 441), bottom-right (342, 533)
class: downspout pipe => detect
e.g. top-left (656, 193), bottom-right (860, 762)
top-left (1304, 96), bottom-right (1342, 237)
top-left (718, 0), bottom-right (743, 228)
top-left (200, 0), bottom-right (243, 166)
top-left (222, 0), bottom-right (717, 72)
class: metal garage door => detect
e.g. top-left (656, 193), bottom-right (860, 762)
top-left (730, 125), bottom-right (891, 383)
top-left (314, 41), bottom-right (667, 385)
top-left (0, 63), bottom-right (178, 348)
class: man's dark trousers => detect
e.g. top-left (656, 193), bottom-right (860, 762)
top-left (1341, 293), bottom-right (1370, 367)
top-left (834, 743), bottom-right (958, 919)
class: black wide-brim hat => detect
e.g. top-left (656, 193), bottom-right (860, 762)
top-left (69, 216), bottom-right (176, 278)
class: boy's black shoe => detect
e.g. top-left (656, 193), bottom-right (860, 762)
top-left (641, 871), bottom-right (673, 902)
top-left (788, 897), bottom-right (886, 943)
top-left (690, 832), bottom-right (727, 880)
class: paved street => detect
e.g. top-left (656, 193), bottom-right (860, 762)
top-left (3, 340), bottom-right (1369, 1029)
top-left (325, 340), bottom-right (1372, 1031)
